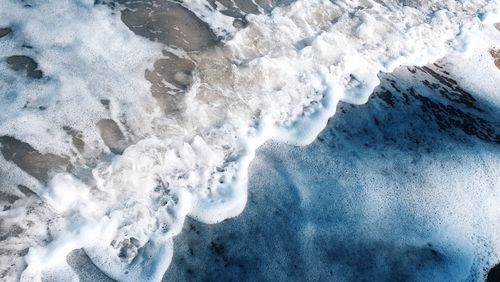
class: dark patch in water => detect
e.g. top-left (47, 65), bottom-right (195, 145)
top-left (320, 241), bottom-right (445, 281)
top-left (63, 126), bottom-right (86, 153)
top-left (145, 53), bottom-right (195, 115)
top-left (253, 0), bottom-right (298, 13)
top-left (96, 119), bottom-right (127, 155)
top-left (372, 65), bottom-right (500, 144)
top-left (0, 224), bottom-right (23, 242)
top-left (117, 0), bottom-right (218, 51)
top-left (413, 94), bottom-right (499, 143)
top-left (203, 0), bottom-right (296, 18)
top-left (17, 184), bottom-right (37, 198)
top-left (0, 27), bottom-right (12, 38)
top-left (209, 240), bottom-right (225, 256)
top-left (490, 49), bottom-right (500, 70)
top-left (207, 0), bottom-right (260, 17)
top-left (66, 249), bottom-right (115, 282)
top-left (488, 263), bottom-right (500, 282)
top-left (417, 66), bottom-right (480, 111)
top-left (0, 192), bottom-right (21, 204)
top-left (375, 90), bottom-right (396, 107)
top-left (0, 136), bottom-right (69, 182)
top-left (100, 99), bottom-right (110, 110)
top-left (6, 55), bottom-right (43, 79)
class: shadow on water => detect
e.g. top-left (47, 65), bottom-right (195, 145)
top-left (163, 64), bottom-right (500, 281)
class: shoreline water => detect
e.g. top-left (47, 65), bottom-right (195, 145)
top-left (163, 59), bottom-right (500, 281)
top-left (65, 57), bottom-right (500, 281)
top-left (0, 1), bottom-right (499, 280)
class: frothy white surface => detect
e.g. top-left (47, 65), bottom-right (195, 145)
top-left (0, 0), bottom-right (498, 280)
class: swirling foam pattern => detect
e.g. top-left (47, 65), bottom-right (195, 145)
top-left (0, 0), bottom-right (498, 280)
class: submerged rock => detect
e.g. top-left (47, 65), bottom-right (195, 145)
top-left (6, 55), bottom-right (43, 79)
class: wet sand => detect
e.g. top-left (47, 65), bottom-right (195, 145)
top-left (491, 22), bottom-right (500, 69)
top-left (491, 49), bottom-right (500, 70)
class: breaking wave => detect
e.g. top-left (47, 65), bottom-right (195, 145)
top-left (0, 0), bottom-right (498, 280)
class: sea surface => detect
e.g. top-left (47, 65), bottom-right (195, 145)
top-left (0, 0), bottom-right (499, 281)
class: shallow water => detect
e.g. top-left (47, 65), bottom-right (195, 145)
top-left (0, 0), bottom-right (499, 281)
top-left (66, 58), bottom-right (500, 281)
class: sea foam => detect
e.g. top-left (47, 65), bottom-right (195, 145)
top-left (0, 0), bottom-right (498, 280)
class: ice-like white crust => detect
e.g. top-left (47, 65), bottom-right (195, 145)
top-left (0, 0), bottom-right (498, 281)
